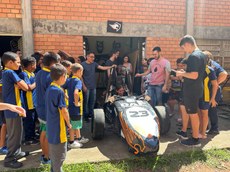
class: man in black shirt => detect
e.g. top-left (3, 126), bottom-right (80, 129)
top-left (176, 35), bottom-right (206, 147)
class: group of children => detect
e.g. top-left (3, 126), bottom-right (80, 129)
top-left (0, 51), bottom-right (88, 171)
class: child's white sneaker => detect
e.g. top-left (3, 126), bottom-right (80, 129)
top-left (78, 137), bottom-right (89, 144)
top-left (68, 141), bottom-right (82, 149)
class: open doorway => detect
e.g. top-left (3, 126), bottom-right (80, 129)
top-left (83, 36), bottom-right (146, 107)
top-left (0, 36), bottom-right (22, 57)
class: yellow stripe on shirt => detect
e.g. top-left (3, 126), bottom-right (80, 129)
top-left (42, 67), bottom-right (51, 72)
top-left (59, 108), bottom-right (67, 143)
top-left (72, 76), bottom-right (83, 115)
top-left (204, 66), bottom-right (211, 102)
top-left (24, 70), bottom-right (35, 109)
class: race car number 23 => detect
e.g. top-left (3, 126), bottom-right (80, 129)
top-left (129, 110), bottom-right (149, 117)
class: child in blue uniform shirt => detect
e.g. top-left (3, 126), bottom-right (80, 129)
top-left (35, 52), bottom-right (59, 164)
top-left (45, 63), bottom-right (71, 172)
top-left (198, 65), bottom-right (218, 139)
top-left (19, 57), bottom-right (37, 145)
top-left (67, 63), bottom-right (89, 149)
top-left (2, 52), bottom-right (30, 169)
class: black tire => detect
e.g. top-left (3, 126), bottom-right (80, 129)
top-left (154, 106), bottom-right (170, 135)
top-left (92, 109), bottom-right (105, 140)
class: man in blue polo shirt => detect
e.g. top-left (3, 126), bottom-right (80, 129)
top-left (35, 52), bottom-right (58, 164)
top-left (203, 51), bottom-right (228, 135)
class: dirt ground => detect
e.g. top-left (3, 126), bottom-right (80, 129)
top-left (0, 105), bottom-right (229, 171)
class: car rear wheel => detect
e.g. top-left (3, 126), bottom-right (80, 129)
top-left (92, 109), bottom-right (105, 140)
top-left (154, 106), bottom-right (170, 135)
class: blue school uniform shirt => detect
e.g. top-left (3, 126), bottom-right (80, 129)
top-left (35, 67), bottom-right (52, 121)
top-left (203, 66), bottom-right (217, 102)
top-left (210, 60), bottom-right (225, 102)
top-left (45, 82), bottom-right (67, 144)
top-left (19, 70), bottom-right (36, 110)
top-left (2, 68), bottom-right (22, 118)
top-left (210, 60), bottom-right (225, 77)
top-left (67, 76), bottom-right (83, 118)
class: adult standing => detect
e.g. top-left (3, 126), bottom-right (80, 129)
top-left (203, 51), bottom-right (228, 135)
top-left (135, 46), bottom-right (171, 106)
top-left (105, 50), bottom-right (119, 78)
top-left (82, 52), bottom-right (116, 122)
top-left (176, 35), bottom-right (206, 147)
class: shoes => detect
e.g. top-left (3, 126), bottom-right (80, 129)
top-left (68, 141), bottom-right (82, 149)
top-left (0, 146), bottom-right (8, 155)
top-left (180, 137), bottom-right (201, 147)
top-left (4, 159), bottom-right (23, 168)
top-left (78, 137), bottom-right (89, 144)
top-left (23, 139), bottom-right (39, 146)
top-left (176, 130), bottom-right (188, 139)
top-left (207, 129), bottom-right (219, 135)
top-left (41, 156), bottom-right (51, 164)
top-left (15, 151), bottom-right (30, 160)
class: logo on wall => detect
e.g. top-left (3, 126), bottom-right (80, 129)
top-left (107, 20), bottom-right (122, 33)
top-left (96, 41), bottom-right (104, 54)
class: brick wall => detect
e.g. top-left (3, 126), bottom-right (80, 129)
top-left (194, 0), bottom-right (230, 26)
top-left (0, 0), bottom-right (21, 18)
top-left (34, 34), bottom-right (84, 58)
top-left (146, 37), bottom-right (184, 68)
top-left (32, 0), bottom-right (185, 25)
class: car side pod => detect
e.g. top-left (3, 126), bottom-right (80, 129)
top-left (92, 109), bottom-right (105, 140)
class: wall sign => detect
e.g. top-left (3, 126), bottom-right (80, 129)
top-left (107, 20), bottom-right (122, 33)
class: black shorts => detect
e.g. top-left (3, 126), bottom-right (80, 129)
top-left (70, 115), bottom-right (81, 121)
top-left (182, 93), bottom-right (200, 114)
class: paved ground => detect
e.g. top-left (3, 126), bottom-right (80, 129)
top-left (0, 105), bottom-right (229, 171)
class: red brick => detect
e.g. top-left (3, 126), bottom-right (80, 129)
top-left (34, 34), bottom-right (84, 58)
top-left (146, 37), bottom-right (184, 68)
top-left (31, 0), bottom-right (185, 25)
top-left (194, 0), bottom-right (230, 26)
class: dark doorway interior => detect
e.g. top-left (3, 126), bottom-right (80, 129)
top-left (0, 36), bottom-right (22, 57)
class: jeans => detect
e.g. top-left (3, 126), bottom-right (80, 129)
top-left (83, 89), bottom-right (96, 119)
top-left (147, 84), bottom-right (163, 106)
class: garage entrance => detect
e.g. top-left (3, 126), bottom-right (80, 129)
top-left (83, 36), bottom-right (146, 107)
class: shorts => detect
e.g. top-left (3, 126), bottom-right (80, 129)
top-left (169, 90), bottom-right (182, 103)
top-left (71, 118), bottom-right (82, 130)
top-left (198, 99), bottom-right (210, 110)
top-left (39, 122), bottom-right (46, 132)
top-left (182, 94), bottom-right (200, 114)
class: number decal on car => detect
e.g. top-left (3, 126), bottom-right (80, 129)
top-left (129, 110), bottom-right (148, 117)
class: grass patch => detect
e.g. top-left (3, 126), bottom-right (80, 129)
top-left (16, 148), bottom-right (230, 172)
